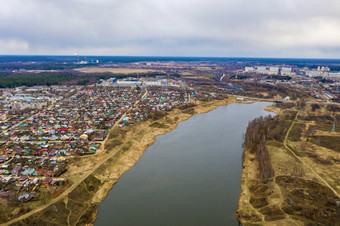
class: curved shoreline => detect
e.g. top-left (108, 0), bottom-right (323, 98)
top-left (5, 98), bottom-right (279, 226)
top-left (90, 98), bottom-right (239, 225)
top-left (5, 97), bottom-right (261, 225)
top-left (236, 104), bottom-right (279, 225)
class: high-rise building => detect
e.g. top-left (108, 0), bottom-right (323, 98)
top-left (329, 72), bottom-right (340, 78)
top-left (281, 67), bottom-right (292, 76)
top-left (244, 67), bottom-right (256, 73)
top-left (306, 70), bottom-right (325, 77)
top-left (256, 66), bottom-right (268, 74)
top-left (268, 67), bottom-right (279, 75)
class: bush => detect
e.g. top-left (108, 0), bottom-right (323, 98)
top-left (106, 139), bottom-right (122, 150)
top-left (148, 111), bottom-right (167, 120)
top-left (149, 122), bottom-right (168, 128)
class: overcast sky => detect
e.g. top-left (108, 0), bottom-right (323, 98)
top-left (1, 0), bottom-right (340, 58)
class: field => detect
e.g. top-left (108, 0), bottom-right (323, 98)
top-left (237, 103), bottom-right (340, 225)
top-left (74, 67), bottom-right (161, 74)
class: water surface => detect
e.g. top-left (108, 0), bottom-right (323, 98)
top-left (95, 102), bottom-right (274, 226)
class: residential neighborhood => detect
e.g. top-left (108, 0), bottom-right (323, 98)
top-left (0, 78), bottom-right (190, 204)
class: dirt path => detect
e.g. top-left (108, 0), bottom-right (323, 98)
top-left (283, 111), bottom-right (340, 198)
top-left (64, 197), bottom-right (71, 226)
top-left (1, 91), bottom-right (148, 226)
top-left (0, 110), bottom-right (42, 137)
top-left (99, 89), bottom-right (148, 152)
top-left (2, 156), bottom-right (14, 165)
top-left (2, 139), bottom-right (128, 226)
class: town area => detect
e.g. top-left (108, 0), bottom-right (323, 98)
top-left (0, 77), bottom-right (191, 206)
top-left (0, 57), bottom-right (340, 225)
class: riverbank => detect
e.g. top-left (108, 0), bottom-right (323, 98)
top-left (89, 97), bottom-right (239, 225)
top-left (95, 101), bottom-right (275, 225)
top-left (264, 105), bottom-right (281, 115)
top-left (6, 97), bottom-right (239, 225)
top-left (236, 104), bottom-right (340, 225)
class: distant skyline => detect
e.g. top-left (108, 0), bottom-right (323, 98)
top-left (1, 0), bottom-right (340, 58)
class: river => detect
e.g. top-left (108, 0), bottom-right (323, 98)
top-left (95, 102), bottom-right (274, 226)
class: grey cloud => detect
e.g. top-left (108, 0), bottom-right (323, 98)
top-left (0, 0), bottom-right (340, 57)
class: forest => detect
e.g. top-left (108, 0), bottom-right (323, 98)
top-left (0, 71), bottom-right (169, 88)
top-left (0, 73), bottom-right (76, 88)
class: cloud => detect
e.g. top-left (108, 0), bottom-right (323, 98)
top-left (0, 0), bottom-right (340, 57)
top-left (0, 38), bottom-right (30, 53)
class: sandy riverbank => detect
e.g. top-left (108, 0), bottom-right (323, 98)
top-left (88, 97), bottom-right (239, 225)
top-left (5, 97), bottom-right (239, 225)
top-left (263, 105), bottom-right (281, 115)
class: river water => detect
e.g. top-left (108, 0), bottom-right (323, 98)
top-left (95, 102), bottom-right (274, 226)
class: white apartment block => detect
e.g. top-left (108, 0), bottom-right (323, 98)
top-left (244, 67), bottom-right (256, 73)
top-left (268, 67), bottom-right (279, 75)
top-left (116, 79), bottom-right (142, 86)
top-left (306, 70), bottom-right (325, 77)
top-left (143, 81), bottom-right (162, 87)
top-left (329, 72), bottom-right (340, 78)
top-left (281, 67), bottom-right (292, 76)
top-left (256, 66), bottom-right (268, 74)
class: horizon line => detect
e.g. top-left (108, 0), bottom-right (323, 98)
top-left (0, 54), bottom-right (340, 61)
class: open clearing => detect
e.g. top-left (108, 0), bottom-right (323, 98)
top-left (74, 67), bottom-right (161, 74)
top-left (237, 105), bottom-right (340, 226)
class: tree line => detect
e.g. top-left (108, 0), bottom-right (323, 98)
top-left (244, 115), bottom-right (276, 182)
top-left (0, 71), bottom-right (173, 88)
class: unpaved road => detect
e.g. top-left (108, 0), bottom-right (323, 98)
top-left (283, 111), bottom-right (340, 198)
top-left (1, 90), bottom-right (148, 226)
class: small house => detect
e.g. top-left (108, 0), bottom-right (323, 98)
top-left (12, 166), bottom-right (23, 176)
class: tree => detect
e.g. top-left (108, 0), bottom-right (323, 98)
top-left (311, 104), bottom-right (320, 112)
top-left (244, 116), bottom-right (275, 182)
top-left (305, 125), bottom-right (316, 141)
top-left (296, 99), bottom-right (306, 110)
